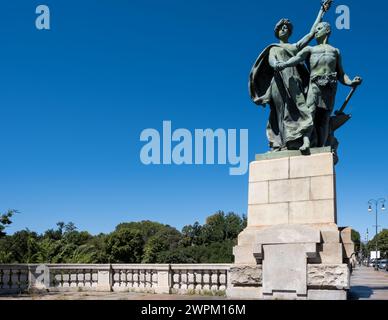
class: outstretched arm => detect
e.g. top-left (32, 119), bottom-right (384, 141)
top-left (295, 0), bottom-right (332, 50)
top-left (337, 50), bottom-right (362, 87)
top-left (296, 8), bottom-right (325, 50)
top-left (275, 47), bottom-right (311, 70)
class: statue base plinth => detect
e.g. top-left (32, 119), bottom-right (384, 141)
top-left (227, 149), bottom-right (354, 300)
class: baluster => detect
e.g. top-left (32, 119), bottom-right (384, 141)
top-left (0, 269), bottom-right (3, 289)
top-left (60, 271), bottom-right (64, 288)
top-left (70, 270), bottom-right (76, 287)
top-left (112, 269), bottom-right (119, 289)
top-left (77, 269), bottom-right (83, 287)
top-left (5, 269), bottom-right (11, 289)
top-left (139, 269), bottom-right (145, 288)
top-left (92, 270), bottom-right (98, 287)
top-left (53, 270), bottom-right (60, 287)
top-left (121, 269), bottom-right (127, 288)
top-left (84, 269), bottom-right (90, 288)
top-left (62, 270), bottom-right (69, 288)
top-left (133, 269), bottom-right (139, 288)
top-left (181, 270), bottom-right (188, 290)
top-left (195, 270), bottom-right (202, 291)
top-left (151, 270), bottom-right (158, 288)
top-left (187, 270), bottom-right (194, 290)
top-left (211, 270), bottom-right (218, 291)
top-left (145, 270), bottom-right (151, 288)
top-left (172, 270), bottom-right (179, 290)
top-left (203, 270), bottom-right (210, 291)
top-left (14, 269), bottom-right (21, 289)
top-left (219, 270), bottom-right (226, 291)
top-left (20, 269), bottom-right (28, 290)
top-left (127, 270), bottom-right (133, 288)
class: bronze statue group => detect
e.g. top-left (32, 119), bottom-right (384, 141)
top-left (249, 0), bottom-right (361, 161)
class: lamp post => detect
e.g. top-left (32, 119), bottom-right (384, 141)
top-left (368, 198), bottom-right (386, 270)
top-left (366, 228), bottom-right (369, 266)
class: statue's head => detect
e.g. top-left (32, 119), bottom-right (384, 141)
top-left (315, 22), bottom-right (331, 40)
top-left (274, 19), bottom-right (293, 41)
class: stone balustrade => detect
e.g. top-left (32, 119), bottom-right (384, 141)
top-left (0, 264), bottom-right (231, 295)
top-left (170, 264), bottom-right (229, 294)
top-left (0, 265), bottom-right (29, 293)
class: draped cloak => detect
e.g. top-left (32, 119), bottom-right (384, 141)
top-left (249, 44), bottom-right (312, 150)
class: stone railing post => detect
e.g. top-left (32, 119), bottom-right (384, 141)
top-left (28, 264), bottom-right (48, 291)
top-left (44, 265), bottom-right (50, 289)
top-left (155, 264), bottom-right (171, 294)
top-left (96, 264), bottom-right (112, 292)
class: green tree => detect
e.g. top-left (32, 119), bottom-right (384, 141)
top-left (2, 229), bottom-right (40, 263)
top-left (105, 228), bottom-right (144, 263)
top-left (367, 229), bottom-right (388, 258)
top-left (181, 222), bottom-right (203, 246)
top-left (142, 228), bottom-right (182, 263)
top-left (351, 229), bottom-right (361, 252)
top-left (0, 210), bottom-right (246, 264)
top-left (184, 211), bottom-right (245, 245)
top-left (116, 221), bottom-right (177, 242)
top-left (0, 210), bottom-right (17, 238)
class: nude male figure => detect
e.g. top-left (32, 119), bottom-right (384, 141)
top-left (275, 22), bottom-right (362, 150)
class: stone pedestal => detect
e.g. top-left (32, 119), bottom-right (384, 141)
top-left (227, 148), bottom-right (353, 300)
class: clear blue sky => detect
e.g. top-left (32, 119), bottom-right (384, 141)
top-left (1, 0), bottom-right (387, 241)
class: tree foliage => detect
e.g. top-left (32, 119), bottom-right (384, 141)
top-left (0, 210), bottom-right (247, 264)
top-left (367, 229), bottom-right (388, 258)
top-left (0, 210), bottom-right (17, 238)
top-left (351, 229), bottom-right (361, 252)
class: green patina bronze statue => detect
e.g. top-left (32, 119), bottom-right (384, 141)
top-left (249, 0), bottom-right (361, 161)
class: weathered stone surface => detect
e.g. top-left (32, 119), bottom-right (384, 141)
top-left (290, 152), bottom-right (334, 178)
top-left (236, 228), bottom-right (257, 245)
top-left (249, 158), bottom-right (289, 182)
top-left (319, 243), bottom-right (343, 264)
top-left (155, 270), bottom-right (170, 294)
top-left (229, 265), bottom-right (262, 286)
top-left (307, 289), bottom-right (347, 300)
top-left (230, 151), bottom-right (350, 300)
top-left (263, 291), bottom-right (307, 300)
top-left (255, 224), bottom-right (321, 244)
top-left (226, 287), bottom-right (262, 299)
top-left (310, 175), bottom-right (335, 200)
top-left (339, 227), bottom-right (352, 243)
top-left (262, 244), bottom-right (307, 295)
top-left (269, 178), bottom-right (310, 203)
top-left (289, 199), bottom-right (336, 224)
top-left (97, 270), bottom-right (111, 292)
top-left (342, 243), bottom-right (355, 260)
top-left (319, 226), bottom-right (340, 243)
top-left (307, 264), bottom-right (349, 289)
top-left (248, 181), bottom-right (268, 205)
top-left (233, 245), bottom-right (256, 264)
top-left (237, 227), bottom-right (267, 245)
top-left (339, 227), bottom-right (355, 259)
top-left (247, 203), bottom-right (289, 226)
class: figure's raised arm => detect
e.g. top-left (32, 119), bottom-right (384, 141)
top-left (295, 0), bottom-right (332, 50)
